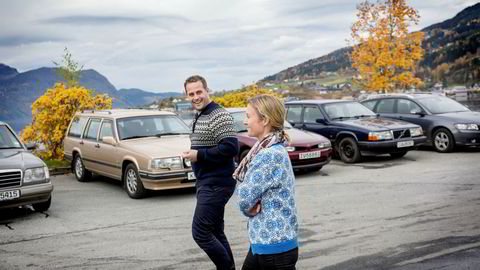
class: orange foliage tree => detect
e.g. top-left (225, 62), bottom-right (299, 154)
top-left (21, 83), bottom-right (112, 159)
top-left (349, 0), bottom-right (424, 92)
top-left (213, 85), bottom-right (283, 107)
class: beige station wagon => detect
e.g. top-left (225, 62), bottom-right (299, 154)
top-left (63, 109), bottom-right (195, 199)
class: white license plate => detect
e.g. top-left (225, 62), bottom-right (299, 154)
top-left (187, 172), bottom-right (196, 180)
top-left (299, 150), bottom-right (322, 159)
top-left (0, 190), bottom-right (20, 201)
top-left (397, 140), bottom-right (414, 148)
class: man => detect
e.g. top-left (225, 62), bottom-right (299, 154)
top-left (182, 75), bottom-right (238, 270)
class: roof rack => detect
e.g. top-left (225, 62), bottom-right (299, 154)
top-left (81, 109), bottom-right (112, 114)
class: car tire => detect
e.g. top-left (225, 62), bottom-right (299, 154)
top-left (239, 149), bottom-right (250, 162)
top-left (338, 137), bottom-right (361, 163)
top-left (73, 154), bottom-right (92, 182)
top-left (390, 151), bottom-right (407, 159)
top-left (433, 128), bottom-right (455, 153)
top-left (124, 163), bottom-right (146, 199)
top-left (32, 196), bottom-right (51, 212)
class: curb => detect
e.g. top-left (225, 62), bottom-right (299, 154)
top-left (49, 167), bottom-right (72, 176)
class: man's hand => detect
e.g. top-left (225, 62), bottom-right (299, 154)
top-left (182, 150), bottom-right (198, 162)
top-left (248, 201), bottom-right (261, 216)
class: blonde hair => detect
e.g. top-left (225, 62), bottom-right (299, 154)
top-left (248, 94), bottom-right (290, 143)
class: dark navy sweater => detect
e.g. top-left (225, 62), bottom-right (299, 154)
top-left (190, 102), bottom-right (238, 189)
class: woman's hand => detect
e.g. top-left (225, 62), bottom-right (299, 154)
top-left (248, 201), bottom-right (261, 216)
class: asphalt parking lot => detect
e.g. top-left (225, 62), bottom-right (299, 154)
top-left (1, 148), bottom-right (480, 270)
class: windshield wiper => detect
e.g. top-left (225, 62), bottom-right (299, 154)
top-left (330, 116), bottom-right (351, 121)
top-left (154, 132), bottom-right (188, 137)
top-left (354, 115), bottom-right (374, 119)
top-left (0, 146), bottom-right (23, 149)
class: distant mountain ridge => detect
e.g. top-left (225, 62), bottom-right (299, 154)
top-left (0, 64), bottom-right (182, 131)
top-left (263, 3), bottom-right (480, 87)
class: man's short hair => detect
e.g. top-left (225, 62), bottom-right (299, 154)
top-left (184, 75), bottom-right (208, 93)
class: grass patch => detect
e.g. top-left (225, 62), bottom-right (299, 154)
top-left (45, 159), bottom-right (70, 169)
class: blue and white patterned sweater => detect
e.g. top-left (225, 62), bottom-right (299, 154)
top-left (237, 143), bottom-right (298, 255)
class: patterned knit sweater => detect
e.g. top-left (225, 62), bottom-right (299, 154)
top-left (237, 143), bottom-right (298, 255)
top-left (190, 102), bottom-right (238, 188)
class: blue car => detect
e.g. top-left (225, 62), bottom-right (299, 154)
top-left (285, 100), bottom-right (427, 163)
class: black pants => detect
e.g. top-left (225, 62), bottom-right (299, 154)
top-left (192, 185), bottom-right (235, 270)
top-left (241, 247), bottom-right (298, 270)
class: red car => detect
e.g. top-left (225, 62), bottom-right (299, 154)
top-left (228, 108), bottom-right (333, 172)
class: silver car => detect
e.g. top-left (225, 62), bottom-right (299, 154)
top-left (0, 121), bottom-right (53, 211)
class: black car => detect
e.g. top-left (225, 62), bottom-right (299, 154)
top-left (361, 94), bottom-right (480, 153)
top-left (0, 121), bottom-right (53, 211)
top-left (285, 100), bottom-right (427, 163)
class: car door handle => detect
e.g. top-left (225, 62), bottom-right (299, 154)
top-left (79, 141), bottom-right (84, 145)
top-left (95, 144), bottom-right (100, 148)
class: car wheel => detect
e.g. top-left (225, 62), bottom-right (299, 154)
top-left (433, 128), bottom-right (454, 153)
top-left (32, 196), bottom-right (51, 212)
top-left (239, 149), bottom-right (250, 162)
top-left (390, 151), bottom-right (407, 159)
top-left (338, 137), bottom-right (361, 163)
top-left (73, 154), bottom-right (91, 182)
top-left (124, 163), bottom-right (146, 199)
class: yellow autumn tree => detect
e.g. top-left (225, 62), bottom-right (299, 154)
top-left (349, 0), bottom-right (424, 92)
top-left (21, 49), bottom-right (112, 160)
top-left (213, 85), bottom-right (283, 107)
top-left (21, 84), bottom-right (112, 159)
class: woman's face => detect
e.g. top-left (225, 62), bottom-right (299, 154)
top-left (245, 104), bottom-right (269, 140)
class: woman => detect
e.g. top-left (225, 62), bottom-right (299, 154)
top-left (233, 94), bottom-right (299, 270)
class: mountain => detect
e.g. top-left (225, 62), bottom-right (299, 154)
top-left (117, 88), bottom-right (181, 107)
top-left (0, 64), bottom-right (182, 132)
top-left (262, 3), bottom-right (480, 87)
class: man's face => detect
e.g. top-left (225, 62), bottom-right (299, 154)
top-left (185, 81), bottom-right (211, 111)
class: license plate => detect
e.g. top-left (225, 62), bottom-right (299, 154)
top-left (299, 150), bottom-right (322, 159)
top-left (187, 172), bottom-right (196, 180)
top-left (0, 190), bottom-right (20, 201)
top-left (397, 140), bottom-right (414, 148)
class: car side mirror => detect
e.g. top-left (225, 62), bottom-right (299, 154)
top-left (288, 121), bottom-right (296, 127)
top-left (25, 142), bottom-right (36, 150)
top-left (412, 110), bottom-right (426, 117)
top-left (315, 119), bottom-right (327, 125)
top-left (102, 136), bottom-right (117, 146)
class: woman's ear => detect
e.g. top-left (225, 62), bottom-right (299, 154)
top-left (262, 117), bottom-right (270, 127)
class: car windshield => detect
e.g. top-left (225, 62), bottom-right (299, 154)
top-left (322, 102), bottom-right (376, 120)
top-left (416, 96), bottom-right (470, 114)
top-left (117, 115), bottom-right (190, 140)
top-left (231, 111), bottom-right (292, 132)
top-left (0, 125), bottom-right (23, 149)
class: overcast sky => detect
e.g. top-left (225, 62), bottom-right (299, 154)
top-left (0, 0), bottom-right (477, 93)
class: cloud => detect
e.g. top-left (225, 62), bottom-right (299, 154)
top-left (0, 0), bottom-right (475, 92)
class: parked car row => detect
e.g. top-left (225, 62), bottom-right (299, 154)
top-left (2, 93), bottom-right (478, 209)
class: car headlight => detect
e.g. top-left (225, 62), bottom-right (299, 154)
top-left (368, 131), bottom-right (393, 141)
top-left (285, 146), bottom-right (295, 152)
top-left (318, 141), bottom-right (331, 148)
top-left (151, 157), bottom-right (182, 170)
top-left (455, 123), bottom-right (479, 131)
top-left (23, 166), bottom-right (49, 184)
top-left (409, 127), bottom-right (423, 137)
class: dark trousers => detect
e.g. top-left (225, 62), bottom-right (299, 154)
top-left (241, 247), bottom-right (298, 270)
top-left (192, 185), bottom-right (235, 270)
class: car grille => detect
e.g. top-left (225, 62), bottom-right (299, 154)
top-left (294, 145), bottom-right (319, 151)
top-left (0, 170), bottom-right (22, 189)
top-left (393, 129), bottom-right (411, 139)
